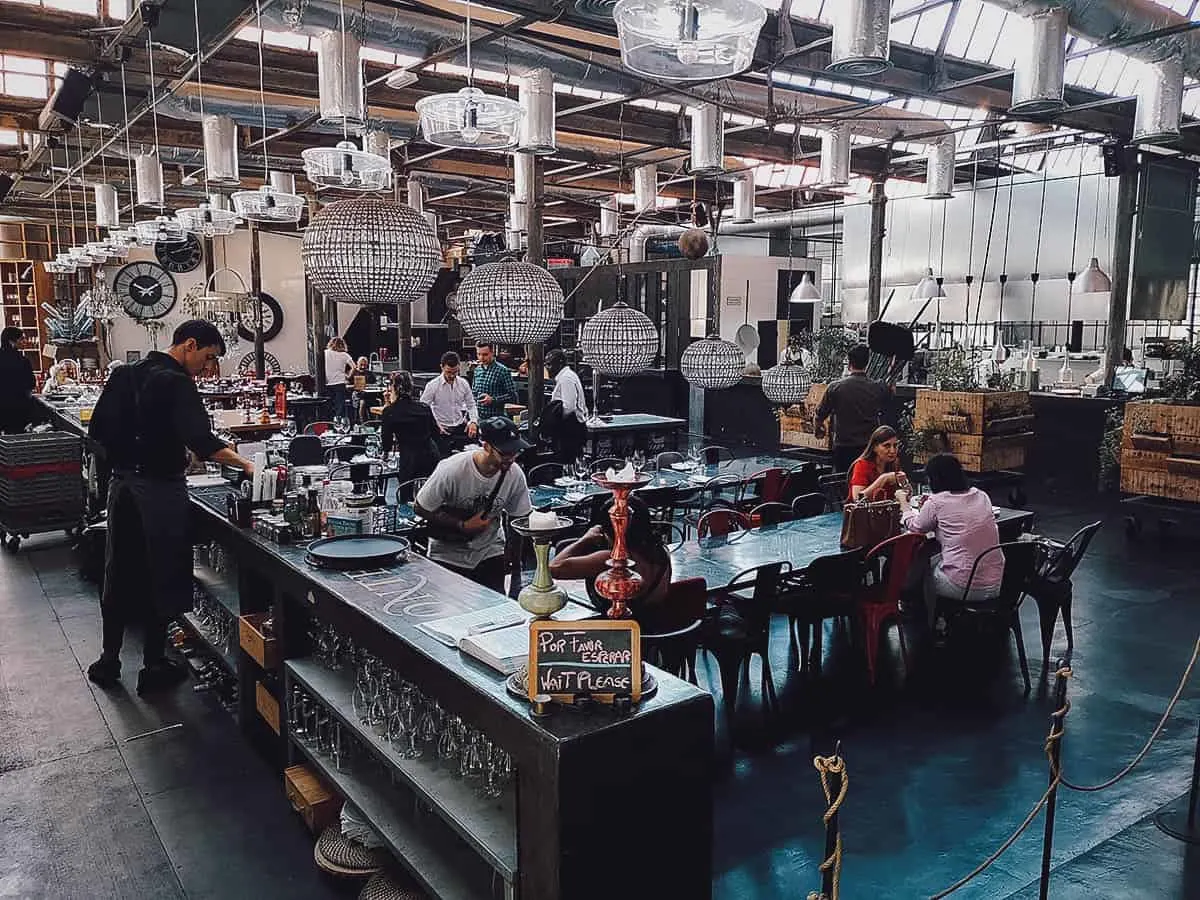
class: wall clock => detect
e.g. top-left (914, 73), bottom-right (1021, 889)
top-left (237, 291), bottom-right (284, 343)
top-left (156, 234), bottom-right (203, 273)
top-left (114, 262), bottom-right (177, 320)
top-left (238, 350), bottom-right (281, 376)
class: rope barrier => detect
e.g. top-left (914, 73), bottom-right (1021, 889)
top-left (807, 753), bottom-right (848, 900)
top-left (1055, 636), bottom-right (1200, 793)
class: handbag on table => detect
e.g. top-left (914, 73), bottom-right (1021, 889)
top-left (840, 498), bottom-right (901, 551)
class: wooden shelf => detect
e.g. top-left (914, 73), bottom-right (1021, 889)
top-left (289, 731), bottom-right (496, 900)
top-left (286, 659), bottom-right (517, 884)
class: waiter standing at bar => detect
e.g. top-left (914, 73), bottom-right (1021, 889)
top-left (86, 320), bottom-right (254, 695)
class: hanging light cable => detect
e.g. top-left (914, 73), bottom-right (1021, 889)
top-left (78, 127), bottom-right (110, 265)
top-left (994, 149), bottom-right (1017, 365)
top-left (911, 194), bottom-right (945, 301)
top-left (1028, 150), bottom-right (1051, 358)
top-left (1060, 143), bottom-right (1088, 383)
top-left (1077, 154), bottom-right (1112, 294)
top-left (64, 137), bottom-right (93, 269)
top-left (135, 28), bottom-right (185, 244)
top-left (46, 146), bottom-right (77, 274)
top-left (233, 0), bottom-right (303, 222)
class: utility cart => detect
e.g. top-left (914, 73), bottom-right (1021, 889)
top-left (0, 430), bottom-right (85, 550)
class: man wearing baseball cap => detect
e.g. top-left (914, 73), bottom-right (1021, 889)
top-left (414, 417), bottom-right (533, 591)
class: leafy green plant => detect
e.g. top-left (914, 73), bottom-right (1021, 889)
top-left (1161, 342), bottom-right (1200, 402)
top-left (1098, 407), bottom-right (1125, 493)
top-left (930, 348), bottom-right (980, 391)
top-left (799, 327), bottom-right (858, 383)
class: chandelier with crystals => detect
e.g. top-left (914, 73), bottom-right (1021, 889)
top-left (762, 361), bottom-right (813, 406)
top-left (580, 301), bottom-right (659, 377)
top-left (680, 335), bottom-right (745, 389)
top-left (454, 261), bottom-right (564, 344)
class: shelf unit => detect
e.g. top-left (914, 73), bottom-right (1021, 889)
top-left (180, 611), bottom-right (239, 674)
top-left (287, 659), bottom-right (517, 886)
top-left (0, 259), bottom-right (50, 376)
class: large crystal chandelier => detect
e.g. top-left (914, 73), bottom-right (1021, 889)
top-left (414, 0), bottom-right (521, 149)
top-left (612, 0), bottom-right (766, 81)
top-left (680, 335), bottom-right (745, 389)
top-left (580, 301), bottom-right (658, 377)
top-left (454, 261), bottom-right (564, 344)
top-left (762, 360), bottom-right (813, 405)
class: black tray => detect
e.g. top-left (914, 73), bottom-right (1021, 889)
top-left (304, 534), bottom-right (411, 570)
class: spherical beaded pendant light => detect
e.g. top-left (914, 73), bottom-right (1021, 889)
top-left (302, 198), bottom-right (441, 305)
top-left (681, 335), bottom-right (745, 389)
top-left (454, 261), bottom-right (564, 344)
top-left (762, 361), bottom-right (813, 405)
top-left (580, 301), bottom-right (658, 377)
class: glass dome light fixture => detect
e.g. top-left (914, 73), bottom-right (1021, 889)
top-left (453, 260), bottom-right (565, 344)
top-left (301, 140), bottom-right (391, 192)
top-left (413, 0), bottom-right (522, 149)
top-left (612, 0), bottom-right (766, 82)
top-left (911, 267), bottom-right (946, 300)
top-left (680, 335), bottom-right (745, 390)
top-left (579, 300), bottom-right (659, 377)
top-left (302, 198), bottom-right (442, 305)
top-left (762, 360), bottom-right (813, 406)
top-left (789, 272), bottom-right (822, 304)
top-left (176, 201), bottom-right (239, 237)
top-left (232, 182), bottom-right (304, 223)
top-left (133, 215), bottom-right (187, 246)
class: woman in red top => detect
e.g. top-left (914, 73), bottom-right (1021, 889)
top-left (848, 425), bottom-right (910, 501)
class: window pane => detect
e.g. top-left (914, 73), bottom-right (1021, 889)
top-left (3, 55), bottom-right (48, 74)
top-left (0, 129), bottom-right (20, 145)
top-left (945, 1), bottom-right (981, 59)
top-left (3, 73), bottom-right (48, 99)
top-left (262, 29), bottom-right (310, 50)
top-left (911, 6), bottom-right (951, 51)
top-left (45, 0), bottom-right (99, 14)
top-left (107, 0), bottom-right (128, 18)
top-left (359, 46), bottom-right (395, 64)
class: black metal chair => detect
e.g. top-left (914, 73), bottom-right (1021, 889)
top-left (1025, 521), bottom-right (1101, 674)
top-left (287, 435), bottom-right (324, 466)
top-left (774, 549), bottom-right (867, 676)
top-left (750, 502), bottom-right (793, 527)
top-left (527, 462), bottom-right (566, 486)
top-left (942, 541), bottom-right (1041, 695)
top-left (703, 561), bottom-right (791, 730)
top-left (655, 451), bottom-right (686, 472)
top-left (791, 493), bottom-right (827, 519)
top-left (684, 473), bottom-right (745, 535)
top-left (375, 474), bottom-right (426, 507)
top-left (590, 456), bottom-right (624, 474)
top-left (325, 445), bottom-right (359, 463)
top-left (780, 463), bottom-right (821, 505)
top-left (640, 576), bottom-right (708, 684)
top-left (699, 445), bottom-right (735, 466)
top-left (818, 472), bottom-right (849, 511)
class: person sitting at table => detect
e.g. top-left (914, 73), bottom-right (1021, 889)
top-left (420, 351), bottom-right (478, 455)
top-left (471, 341), bottom-right (518, 420)
top-left (414, 417), bottom-right (532, 592)
top-left (550, 496), bottom-right (672, 628)
top-left (41, 358), bottom-right (80, 394)
top-left (848, 425), bottom-right (909, 501)
top-left (379, 371), bottom-right (439, 482)
top-left (900, 452), bottom-right (1003, 634)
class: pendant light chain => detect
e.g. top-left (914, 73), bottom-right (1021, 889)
top-left (120, 61), bottom-right (136, 215)
top-left (51, 148), bottom-right (63, 254)
top-left (192, 0), bottom-right (210, 196)
top-left (1030, 154), bottom-right (1050, 339)
top-left (337, 0), bottom-right (349, 141)
top-left (146, 30), bottom-right (164, 183)
top-left (254, 0), bottom-right (270, 179)
top-left (998, 147), bottom-right (1017, 337)
top-left (465, 0), bottom-right (473, 87)
top-left (65, 139), bottom-right (78, 246)
top-left (77, 127), bottom-right (91, 236)
top-left (1069, 144), bottom-right (1084, 274)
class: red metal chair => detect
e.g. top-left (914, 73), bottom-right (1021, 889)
top-left (743, 467), bottom-right (787, 506)
top-left (858, 532), bottom-right (926, 686)
top-left (697, 509), bottom-right (751, 539)
top-left (305, 421), bottom-right (335, 436)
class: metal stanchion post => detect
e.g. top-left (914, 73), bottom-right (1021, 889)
top-left (1039, 664), bottom-right (1070, 900)
top-left (1154, 716), bottom-right (1200, 843)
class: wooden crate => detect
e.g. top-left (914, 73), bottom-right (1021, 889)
top-left (780, 384), bottom-right (833, 451)
top-left (1121, 400), bottom-right (1200, 502)
top-left (284, 765), bottom-right (342, 834)
top-left (239, 613), bottom-right (279, 669)
top-left (255, 681), bottom-right (280, 735)
top-left (913, 389), bottom-right (1032, 472)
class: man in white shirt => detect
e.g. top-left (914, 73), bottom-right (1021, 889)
top-left (420, 351), bottom-right (478, 455)
top-left (414, 417), bottom-right (533, 592)
top-left (546, 349), bottom-right (588, 463)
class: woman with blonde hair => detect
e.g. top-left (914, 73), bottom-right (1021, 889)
top-left (323, 336), bottom-right (354, 420)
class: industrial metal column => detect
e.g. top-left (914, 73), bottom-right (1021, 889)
top-left (867, 178), bottom-right (887, 322)
top-left (1104, 166), bottom-right (1139, 385)
top-left (304, 194), bottom-right (327, 393)
top-left (518, 152), bottom-right (546, 437)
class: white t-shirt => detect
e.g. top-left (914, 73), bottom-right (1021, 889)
top-left (415, 452), bottom-right (533, 569)
top-left (550, 365), bottom-right (588, 423)
top-left (324, 349), bottom-right (354, 386)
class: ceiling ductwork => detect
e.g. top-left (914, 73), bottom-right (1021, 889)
top-left (689, 103), bottom-right (725, 176)
top-left (93, 183), bottom-right (118, 228)
top-left (828, 0), bottom-right (892, 76)
top-left (925, 134), bottom-right (956, 200)
top-left (599, 197), bottom-right (619, 237)
top-left (732, 174), bottom-right (754, 223)
top-left (628, 206), bottom-right (843, 262)
top-left (982, 0), bottom-right (1200, 80)
top-left (1133, 54), bottom-right (1184, 145)
top-left (201, 113), bottom-right (240, 186)
top-left (518, 67), bottom-right (556, 155)
top-left (818, 125), bottom-right (851, 188)
top-left (135, 152), bottom-right (164, 207)
top-left (271, 171), bottom-right (297, 194)
top-left (406, 178), bottom-right (425, 212)
top-left (316, 28), bottom-right (364, 128)
top-left (1010, 6), bottom-right (1067, 116)
top-left (633, 163), bottom-right (657, 212)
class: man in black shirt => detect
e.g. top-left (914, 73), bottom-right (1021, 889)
top-left (86, 320), bottom-right (253, 694)
top-left (0, 326), bottom-right (38, 433)
top-left (815, 343), bottom-right (891, 473)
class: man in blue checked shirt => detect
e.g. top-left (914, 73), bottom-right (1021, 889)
top-left (470, 341), bottom-right (518, 420)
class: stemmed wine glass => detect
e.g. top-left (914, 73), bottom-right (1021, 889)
top-left (631, 449), bottom-right (646, 472)
top-left (573, 456), bottom-right (590, 484)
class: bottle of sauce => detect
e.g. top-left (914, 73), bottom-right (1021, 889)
top-left (274, 381), bottom-right (287, 420)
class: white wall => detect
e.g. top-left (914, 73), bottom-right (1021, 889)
top-left (717, 254), bottom-right (822, 344)
top-left (103, 231), bottom-right (311, 374)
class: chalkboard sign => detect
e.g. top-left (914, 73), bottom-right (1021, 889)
top-left (527, 620), bottom-right (642, 704)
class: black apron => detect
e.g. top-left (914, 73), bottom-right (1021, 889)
top-left (101, 473), bottom-right (192, 621)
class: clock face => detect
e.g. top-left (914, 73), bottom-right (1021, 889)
top-left (115, 262), bottom-right (177, 320)
top-left (237, 292), bottom-right (284, 343)
top-left (156, 234), bottom-right (203, 273)
top-left (238, 350), bottom-right (281, 376)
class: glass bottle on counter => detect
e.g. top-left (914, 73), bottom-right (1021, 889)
top-left (307, 486), bottom-right (322, 540)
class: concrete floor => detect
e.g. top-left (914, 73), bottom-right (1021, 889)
top-left (0, 491), bottom-right (1198, 899)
